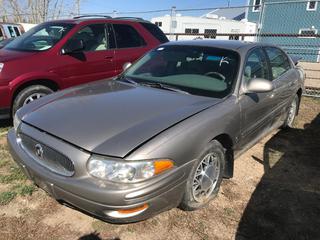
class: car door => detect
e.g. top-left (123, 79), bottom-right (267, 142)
top-left (264, 47), bottom-right (298, 123)
top-left (56, 23), bottom-right (115, 88)
top-left (238, 47), bottom-right (275, 147)
top-left (111, 23), bottom-right (150, 75)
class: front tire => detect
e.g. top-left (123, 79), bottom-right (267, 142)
top-left (282, 94), bottom-right (299, 128)
top-left (12, 85), bottom-right (53, 117)
top-left (180, 140), bottom-right (225, 211)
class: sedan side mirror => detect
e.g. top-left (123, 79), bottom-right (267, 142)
top-left (245, 78), bottom-right (274, 93)
top-left (62, 39), bottom-right (84, 55)
top-left (123, 62), bottom-right (132, 71)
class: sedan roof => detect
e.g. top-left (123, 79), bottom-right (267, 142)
top-left (162, 40), bottom-right (268, 51)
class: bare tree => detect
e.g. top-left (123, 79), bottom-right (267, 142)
top-left (3, 0), bottom-right (80, 23)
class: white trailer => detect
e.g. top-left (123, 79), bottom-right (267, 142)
top-left (151, 14), bottom-right (257, 41)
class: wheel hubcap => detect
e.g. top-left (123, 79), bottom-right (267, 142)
top-left (287, 99), bottom-right (297, 126)
top-left (192, 153), bottom-right (220, 203)
top-left (23, 93), bottom-right (46, 105)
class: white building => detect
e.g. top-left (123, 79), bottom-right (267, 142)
top-left (151, 12), bottom-right (257, 41)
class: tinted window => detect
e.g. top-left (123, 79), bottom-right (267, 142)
top-left (5, 23), bottom-right (74, 52)
top-left (7, 26), bottom-right (15, 37)
top-left (66, 24), bottom-right (107, 52)
top-left (13, 27), bottom-right (21, 36)
top-left (140, 22), bottom-right (168, 43)
top-left (265, 47), bottom-right (291, 80)
top-left (244, 48), bottom-right (269, 84)
top-left (124, 45), bottom-right (240, 98)
top-left (113, 24), bottom-right (146, 48)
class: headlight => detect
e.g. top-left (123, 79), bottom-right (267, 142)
top-left (0, 63), bottom-right (4, 72)
top-left (87, 155), bottom-right (174, 183)
top-left (13, 112), bottom-right (22, 133)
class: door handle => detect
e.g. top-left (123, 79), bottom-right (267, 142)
top-left (105, 56), bottom-right (113, 60)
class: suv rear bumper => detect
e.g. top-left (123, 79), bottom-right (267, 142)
top-left (7, 128), bottom-right (189, 223)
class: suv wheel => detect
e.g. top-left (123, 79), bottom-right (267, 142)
top-left (12, 85), bottom-right (53, 116)
top-left (180, 140), bottom-right (225, 211)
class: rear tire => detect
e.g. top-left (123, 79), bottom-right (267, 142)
top-left (179, 140), bottom-right (225, 211)
top-left (282, 94), bottom-right (299, 129)
top-left (12, 85), bottom-right (53, 117)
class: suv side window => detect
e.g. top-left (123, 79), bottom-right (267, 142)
top-left (140, 22), bottom-right (168, 43)
top-left (113, 24), bottom-right (146, 48)
top-left (244, 48), bottom-right (269, 84)
top-left (68, 24), bottom-right (108, 52)
top-left (265, 47), bottom-right (291, 80)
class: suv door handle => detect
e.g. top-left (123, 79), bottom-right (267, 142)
top-left (105, 56), bottom-right (113, 60)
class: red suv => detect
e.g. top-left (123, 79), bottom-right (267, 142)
top-left (0, 16), bottom-right (168, 119)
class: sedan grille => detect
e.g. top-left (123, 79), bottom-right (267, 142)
top-left (19, 133), bottom-right (74, 176)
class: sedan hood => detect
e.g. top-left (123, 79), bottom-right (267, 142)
top-left (22, 80), bottom-right (221, 157)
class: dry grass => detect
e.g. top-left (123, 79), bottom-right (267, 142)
top-left (0, 97), bottom-right (319, 240)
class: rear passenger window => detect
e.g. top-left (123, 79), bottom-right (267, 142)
top-left (140, 22), bottom-right (168, 43)
top-left (244, 48), bottom-right (269, 84)
top-left (113, 24), bottom-right (146, 48)
top-left (265, 47), bottom-right (291, 80)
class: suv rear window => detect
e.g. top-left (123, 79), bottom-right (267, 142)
top-left (140, 22), bottom-right (168, 43)
top-left (113, 24), bottom-right (146, 48)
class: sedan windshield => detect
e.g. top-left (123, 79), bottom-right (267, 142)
top-left (124, 45), bottom-right (240, 98)
top-left (5, 22), bottom-right (75, 52)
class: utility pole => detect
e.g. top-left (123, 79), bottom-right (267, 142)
top-left (228, 0), bottom-right (231, 7)
top-left (76, 0), bottom-right (80, 15)
top-left (170, 6), bottom-right (176, 41)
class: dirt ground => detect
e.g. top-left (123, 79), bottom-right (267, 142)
top-left (0, 97), bottom-right (319, 240)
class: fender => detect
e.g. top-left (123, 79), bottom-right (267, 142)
top-left (8, 71), bottom-right (63, 98)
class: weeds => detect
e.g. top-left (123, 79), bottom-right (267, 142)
top-left (0, 191), bottom-right (17, 205)
top-left (12, 184), bottom-right (36, 196)
top-left (0, 166), bottom-right (27, 184)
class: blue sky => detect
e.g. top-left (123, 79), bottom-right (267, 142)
top-left (80, 0), bottom-right (247, 19)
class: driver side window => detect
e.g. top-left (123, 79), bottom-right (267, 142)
top-left (244, 48), bottom-right (269, 84)
top-left (67, 24), bottom-right (108, 52)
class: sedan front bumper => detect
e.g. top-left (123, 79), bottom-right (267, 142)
top-left (7, 126), bottom-right (192, 223)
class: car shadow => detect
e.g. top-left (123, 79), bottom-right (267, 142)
top-left (236, 114), bottom-right (320, 240)
top-left (78, 231), bottom-right (120, 240)
top-left (0, 119), bottom-right (11, 128)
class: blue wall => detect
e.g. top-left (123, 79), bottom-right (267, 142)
top-left (247, 0), bottom-right (320, 62)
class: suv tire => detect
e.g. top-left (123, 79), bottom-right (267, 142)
top-left (12, 85), bottom-right (53, 117)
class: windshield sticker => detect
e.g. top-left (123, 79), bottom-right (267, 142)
top-left (206, 56), bottom-right (221, 61)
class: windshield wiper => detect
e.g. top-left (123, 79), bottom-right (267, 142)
top-left (140, 82), bottom-right (189, 95)
top-left (117, 76), bottom-right (137, 85)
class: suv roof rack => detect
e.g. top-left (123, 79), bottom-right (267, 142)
top-left (73, 15), bottom-right (112, 19)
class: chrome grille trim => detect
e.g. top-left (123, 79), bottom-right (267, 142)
top-left (19, 133), bottom-right (75, 177)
